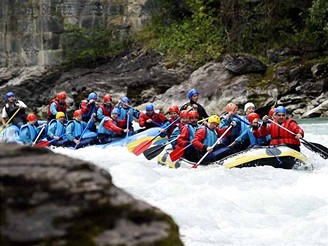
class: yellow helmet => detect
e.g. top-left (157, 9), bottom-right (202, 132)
top-left (56, 111), bottom-right (65, 119)
top-left (208, 115), bottom-right (220, 124)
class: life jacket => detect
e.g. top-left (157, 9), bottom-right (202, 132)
top-left (246, 127), bottom-right (267, 146)
top-left (48, 119), bottom-right (66, 137)
top-left (47, 99), bottom-right (67, 119)
top-left (97, 104), bottom-right (112, 118)
top-left (203, 127), bottom-right (218, 147)
top-left (66, 120), bottom-right (83, 139)
top-left (20, 123), bottom-right (37, 144)
top-left (5, 101), bottom-right (26, 118)
top-left (269, 119), bottom-right (302, 146)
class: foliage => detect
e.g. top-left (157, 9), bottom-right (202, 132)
top-left (62, 22), bottom-right (128, 66)
top-left (137, 0), bottom-right (327, 65)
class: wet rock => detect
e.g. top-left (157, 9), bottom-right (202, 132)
top-left (0, 143), bottom-right (183, 245)
top-left (223, 54), bottom-right (267, 75)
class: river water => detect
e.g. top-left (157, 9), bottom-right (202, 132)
top-left (53, 118), bottom-right (328, 246)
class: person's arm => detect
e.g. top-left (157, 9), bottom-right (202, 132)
top-left (50, 102), bottom-right (58, 116)
top-left (1, 107), bottom-right (8, 126)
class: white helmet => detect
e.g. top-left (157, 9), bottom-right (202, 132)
top-left (244, 102), bottom-right (255, 112)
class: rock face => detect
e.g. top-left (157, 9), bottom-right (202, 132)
top-left (0, 0), bottom-right (150, 67)
top-left (0, 143), bottom-right (183, 245)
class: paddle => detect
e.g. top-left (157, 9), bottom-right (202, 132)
top-left (143, 136), bottom-right (179, 160)
top-left (169, 143), bottom-right (193, 162)
top-left (0, 108), bottom-right (20, 134)
top-left (124, 114), bottom-right (130, 146)
top-left (192, 125), bottom-right (233, 168)
top-left (35, 133), bottom-right (66, 147)
top-left (74, 115), bottom-right (94, 149)
top-left (31, 124), bottom-right (46, 147)
top-left (132, 117), bottom-right (180, 156)
top-left (268, 119), bottom-right (328, 159)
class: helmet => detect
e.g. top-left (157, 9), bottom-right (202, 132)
top-left (56, 111), bottom-right (65, 119)
top-left (187, 89), bottom-right (199, 99)
top-left (226, 103), bottom-right (237, 113)
top-left (179, 110), bottom-right (189, 118)
top-left (103, 94), bottom-right (112, 102)
top-left (111, 108), bottom-right (120, 115)
top-left (275, 106), bottom-right (287, 115)
top-left (208, 115), bottom-right (220, 124)
top-left (244, 102), bottom-right (255, 112)
top-left (168, 105), bottom-right (179, 113)
top-left (5, 92), bottom-right (15, 100)
top-left (146, 103), bottom-right (154, 111)
top-left (73, 110), bottom-right (82, 118)
top-left (121, 97), bottom-right (131, 104)
top-left (188, 111), bottom-right (199, 119)
top-left (56, 91), bottom-right (67, 100)
top-left (88, 92), bottom-right (97, 100)
top-left (26, 113), bottom-right (37, 122)
top-left (247, 113), bottom-right (260, 124)
top-left (269, 108), bottom-right (276, 117)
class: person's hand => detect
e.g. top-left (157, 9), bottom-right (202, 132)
top-left (1, 124), bottom-right (6, 129)
top-left (160, 128), bottom-right (165, 133)
top-left (228, 142), bottom-right (236, 147)
top-left (206, 146), bottom-right (213, 152)
top-left (192, 104), bottom-right (198, 110)
top-left (54, 136), bottom-right (60, 140)
top-left (262, 115), bottom-right (269, 123)
top-left (74, 139), bottom-right (80, 145)
top-left (124, 129), bottom-right (130, 133)
top-left (231, 121), bottom-right (237, 127)
top-left (146, 119), bottom-right (152, 123)
top-left (227, 112), bottom-right (234, 118)
top-left (295, 133), bottom-right (303, 139)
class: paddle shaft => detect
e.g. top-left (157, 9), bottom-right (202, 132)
top-left (32, 124), bottom-right (46, 147)
top-left (0, 108), bottom-right (20, 134)
top-left (74, 116), bottom-right (94, 149)
top-left (192, 125), bottom-right (232, 168)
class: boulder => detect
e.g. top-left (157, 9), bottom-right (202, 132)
top-left (0, 143), bottom-right (183, 245)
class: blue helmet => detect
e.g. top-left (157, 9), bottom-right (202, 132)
top-left (5, 92), bottom-right (15, 100)
top-left (121, 96), bottom-right (131, 104)
top-left (111, 107), bottom-right (120, 115)
top-left (88, 92), bottom-right (97, 100)
top-left (275, 106), bottom-right (287, 114)
top-left (187, 89), bottom-right (199, 99)
top-left (146, 103), bottom-right (154, 111)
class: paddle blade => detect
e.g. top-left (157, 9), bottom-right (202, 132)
top-left (143, 144), bottom-right (165, 160)
top-left (132, 139), bottom-right (153, 156)
top-left (169, 147), bottom-right (185, 162)
top-left (127, 136), bottom-right (153, 152)
top-left (34, 141), bottom-right (50, 147)
top-left (302, 140), bottom-right (328, 159)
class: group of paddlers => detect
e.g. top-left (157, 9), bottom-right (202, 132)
top-left (1, 88), bottom-right (304, 162)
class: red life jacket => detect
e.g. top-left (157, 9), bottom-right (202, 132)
top-left (98, 104), bottom-right (112, 117)
top-left (47, 99), bottom-right (67, 118)
top-left (269, 119), bottom-right (303, 146)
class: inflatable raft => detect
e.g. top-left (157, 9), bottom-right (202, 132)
top-left (158, 145), bottom-right (310, 170)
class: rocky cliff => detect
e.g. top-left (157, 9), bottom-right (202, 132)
top-left (0, 0), bottom-right (149, 67)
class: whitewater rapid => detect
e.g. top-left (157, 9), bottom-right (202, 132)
top-left (53, 119), bottom-right (328, 246)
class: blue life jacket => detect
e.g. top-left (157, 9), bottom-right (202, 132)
top-left (20, 123), bottom-right (37, 144)
top-left (203, 127), bottom-right (217, 147)
top-left (98, 117), bottom-right (114, 135)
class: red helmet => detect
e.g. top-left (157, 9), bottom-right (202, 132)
top-left (188, 111), bottom-right (199, 119)
top-left (73, 110), bottom-right (82, 118)
top-left (269, 108), bottom-right (276, 117)
top-left (103, 94), bottom-right (112, 102)
top-left (226, 103), bottom-right (237, 113)
top-left (247, 113), bottom-right (260, 123)
top-left (168, 105), bottom-right (179, 113)
top-left (179, 110), bottom-right (189, 118)
top-left (26, 113), bottom-right (37, 122)
top-left (56, 91), bottom-right (67, 100)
